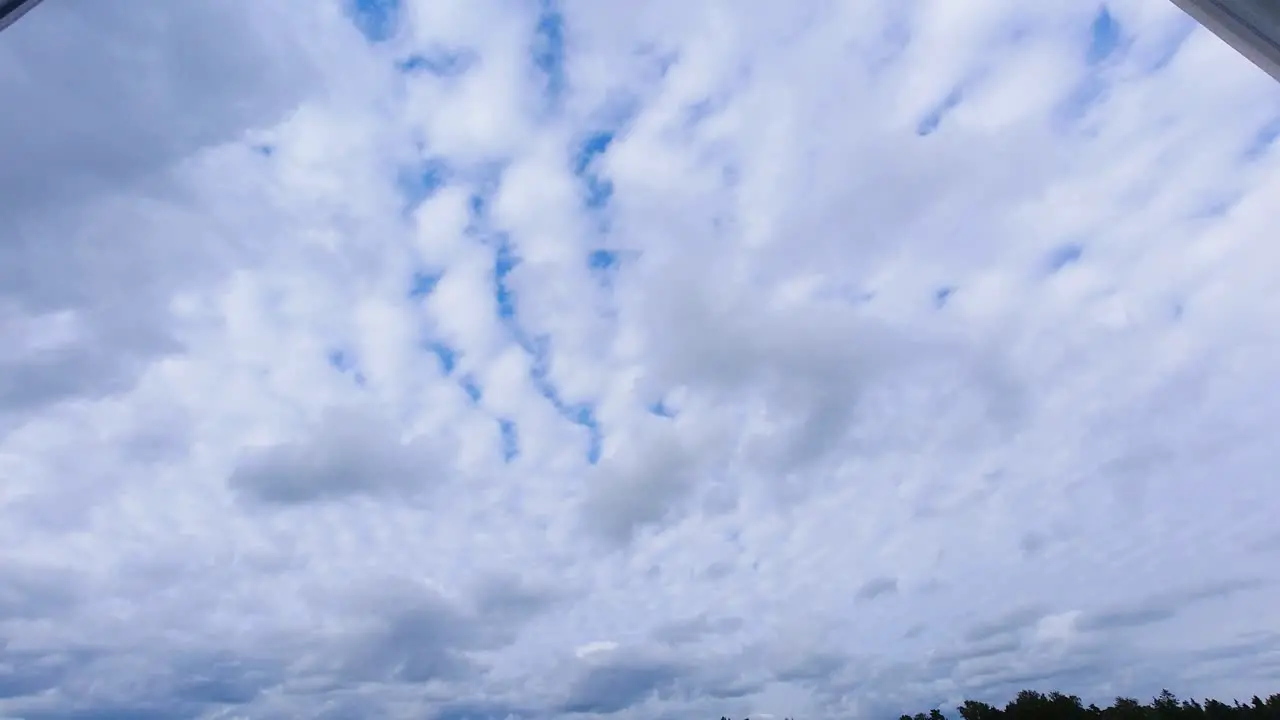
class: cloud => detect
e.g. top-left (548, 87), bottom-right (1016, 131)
top-left (856, 577), bottom-right (900, 602)
top-left (0, 561), bottom-right (79, 620)
top-left (0, 0), bottom-right (321, 221)
top-left (575, 640), bottom-right (620, 659)
top-left (580, 420), bottom-right (706, 545)
top-left (964, 606), bottom-right (1051, 643)
top-left (560, 657), bottom-right (686, 715)
top-left (0, 0), bottom-right (367, 432)
top-left (336, 585), bottom-right (486, 684)
top-left (227, 405), bottom-right (437, 506)
top-left (1077, 578), bottom-right (1267, 632)
top-left (3, 0), bottom-right (1280, 717)
top-left (652, 614), bottom-right (744, 646)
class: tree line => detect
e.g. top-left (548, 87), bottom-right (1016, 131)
top-left (718, 688), bottom-right (1280, 720)
top-left (909, 689), bottom-right (1280, 720)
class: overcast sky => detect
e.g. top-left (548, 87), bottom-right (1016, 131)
top-left (1, 0), bottom-right (1279, 718)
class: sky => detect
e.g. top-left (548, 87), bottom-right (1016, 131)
top-left (1, 0), bottom-right (1279, 718)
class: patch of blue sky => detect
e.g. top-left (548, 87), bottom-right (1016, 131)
top-left (498, 419), bottom-right (520, 462)
top-left (460, 169), bottom-right (527, 333)
top-left (1086, 6), bottom-right (1124, 66)
top-left (493, 236), bottom-right (520, 322)
top-left (574, 132), bottom-right (614, 174)
top-left (464, 165), bottom-right (507, 235)
top-left (585, 176), bottom-right (614, 211)
top-left (425, 341), bottom-right (457, 376)
top-left (1055, 6), bottom-right (1133, 130)
top-left (587, 249), bottom-right (620, 289)
top-left (461, 375), bottom-right (483, 404)
top-left (457, 171), bottom-right (524, 329)
top-left (327, 349), bottom-right (367, 387)
top-left (573, 130), bottom-right (617, 214)
top-left (523, 336), bottom-right (603, 464)
top-left (408, 270), bottom-right (442, 300)
top-left (1046, 243), bottom-right (1084, 273)
top-left (934, 286), bottom-right (955, 309)
top-left (347, 0), bottom-right (400, 43)
top-left (587, 249), bottom-right (618, 271)
top-left (397, 158), bottom-right (450, 214)
top-left (916, 86), bottom-right (963, 137)
top-left (251, 144), bottom-right (274, 157)
top-left (461, 168), bottom-right (603, 465)
top-left (408, 269), bottom-right (442, 300)
top-left (648, 400), bottom-right (676, 419)
top-left (574, 405), bottom-right (602, 464)
top-left (532, 0), bottom-right (566, 105)
top-left (468, 192), bottom-right (488, 233)
top-left (328, 349), bottom-right (355, 373)
top-left (397, 48), bottom-right (475, 77)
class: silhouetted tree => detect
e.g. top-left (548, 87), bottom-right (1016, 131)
top-left (892, 689), bottom-right (1280, 720)
top-left (724, 689), bottom-right (1280, 720)
top-left (959, 700), bottom-right (1005, 720)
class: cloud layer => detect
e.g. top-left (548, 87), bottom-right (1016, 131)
top-left (2, 0), bottom-right (1279, 718)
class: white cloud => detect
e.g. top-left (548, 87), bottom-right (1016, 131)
top-left (2, 0), bottom-right (1280, 718)
top-left (575, 641), bottom-right (620, 660)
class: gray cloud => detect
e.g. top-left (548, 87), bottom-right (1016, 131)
top-left (1019, 531), bottom-right (1050, 557)
top-left (963, 606), bottom-right (1048, 643)
top-left (167, 654), bottom-right (281, 707)
top-left (652, 614), bottom-right (744, 645)
top-left (0, 647), bottom-right (83, 701)
top-left (0, 562), bottom-right (79, 620)
top-left (776, 652), bottom-right (849, 685)
top-left (17, 707), bottom-right (179, 720)
top-left (580, 430), bottom-right (699, 546)
top-left (1179, 632), bottom-right (1280, 686)
top-left (1079, 606), bottom-right (1178, 632)
top-left (0, 0), bottom-right (335, 426)
top-left (0, 645), bottom-right (282, 719)
top-left (472, 574), bottom-right (560, 624)
top-left (0, 0), bottom-right (316, 227)
top-left (433, 701), bottom-right (533, 720)
top-left (343, 603), bottom-right (480, 684)
top-left (330, 577), bottom-right (549, 689)
top-left (701, 561), bottom-right (734, 581)
top-left (228, 407), bottom-right (436, 505)
top-left (560, 658), bottom-right (686, 715)
top-left (1079, 578), bottom-right (1267, 632)
top-left (0, 572), bottom-right (555, 718)
top-left (856, 576), bottom-right (899, 602)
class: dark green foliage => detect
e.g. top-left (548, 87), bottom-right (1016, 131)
top-left (739, 689), bottom-right (1280, 720)
top-left (914, 689), bottom-right (1280, 720)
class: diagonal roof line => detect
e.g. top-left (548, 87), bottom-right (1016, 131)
top-left (1171, 0), bottom-right (1280, 83)
top-left (0, 0), bottom-right (45, 34)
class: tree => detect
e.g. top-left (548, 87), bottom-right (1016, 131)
top-left (959, 700), bottom-right (1005, 720)
top-left (895, 688), bottom-right (1280, 720)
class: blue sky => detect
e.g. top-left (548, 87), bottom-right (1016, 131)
top-left (1, 0), bottom-right (1280, 718)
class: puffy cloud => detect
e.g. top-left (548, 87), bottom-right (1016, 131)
top-left (228, 405), bottom-right (438, 506)
top-left (2, 0), bottom-right (1280, 717)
